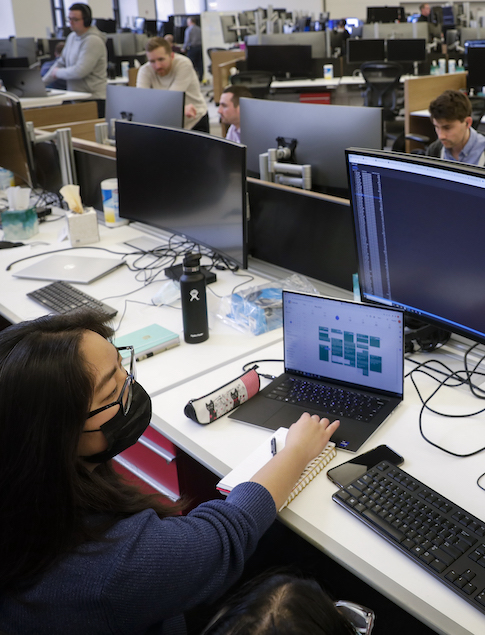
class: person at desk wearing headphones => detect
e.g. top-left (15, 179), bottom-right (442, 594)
top-left (0, 309), bottom-right (339, 634)
top-left (426, 90), bottom-right (485, 166)
top-left (136, 36), bottom-right (209, 133)
top-left (42, 3), bottom-right (108, 118)
top-left (218, 85), bottom-right (253, 143)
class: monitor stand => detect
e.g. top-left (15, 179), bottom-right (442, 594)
top-left (164, 264), bottom-right (217, 285)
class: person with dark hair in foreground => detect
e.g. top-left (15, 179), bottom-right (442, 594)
top-left (200, 571), bottom-right (373, 634)
top-left (0, 308), bottom-right (339, 634)
top-left (427, 89), bottom-right (485, 165)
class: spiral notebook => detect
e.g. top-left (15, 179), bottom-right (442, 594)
top-left (216, 427), bottom-right (336, 510)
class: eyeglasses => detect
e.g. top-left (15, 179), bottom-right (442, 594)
top-left (67, 16), bottom-right (83, 22)
top-left (334, 600), bottom-right (375, 635)
top-left (86, 346), bottom-right (136, 419)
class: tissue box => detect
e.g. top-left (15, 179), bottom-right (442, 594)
top-left (66, 208), bottom-right (99, 246)
top-left (2, 208), bottom-right (39, 240)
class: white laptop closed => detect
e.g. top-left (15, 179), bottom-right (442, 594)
top-left (13, 255), bottom-right (125, 284)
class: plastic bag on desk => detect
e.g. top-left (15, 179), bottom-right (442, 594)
top-left (216, 274), bottom-right (318, 335)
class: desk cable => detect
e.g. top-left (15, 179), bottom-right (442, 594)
top-left (406, 346), bottom-right (485, 489)
top-left (242, 359), bottom-right (283, 380)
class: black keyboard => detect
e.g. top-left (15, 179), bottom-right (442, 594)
top-left (27, 281), bottom-right (117, 319)
top-left (266, 377), bottom-right (386, 422)
top-left (333, 461), bottom-right (485, 615)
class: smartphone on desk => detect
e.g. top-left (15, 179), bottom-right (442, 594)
top-left (327, 445), bottom-right (404, 489)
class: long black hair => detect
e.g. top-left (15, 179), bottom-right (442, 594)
top-left (0, 309), bottom-right (180, 593)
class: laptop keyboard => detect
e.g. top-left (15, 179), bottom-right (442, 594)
top-left (333, 461), bottom-right (485, 616)
top-left (27, 281), bottom-right (117, 319)
top-left (266, 377), bottom-right (386, 422)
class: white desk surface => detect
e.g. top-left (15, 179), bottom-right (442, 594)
top-left (150, 340), bottom-right (485, 635)
top-left (271, 74), bottom-right (415, 90)
top-left (411, 109), bottom-right (485, 125)
top-left (20, 89), bottom-right (93, 109)
top-left (4, 213), bottom-right (485, 633)
top-left (0, 219), bottom-right (283, 396)
top-left (108, 77), bottom-right (129, 85)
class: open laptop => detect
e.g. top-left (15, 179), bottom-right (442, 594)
top-left (0, 68), bottom-right (48, 98)
top-left (13, 255), bottom-right (125, 284)
top-left (230, 291), bottom-right (404, 452)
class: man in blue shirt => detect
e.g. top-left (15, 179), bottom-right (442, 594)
top-left (426, 90), bottom-right (485, 166)
top-left (182, 17), bottom-right (203, 80)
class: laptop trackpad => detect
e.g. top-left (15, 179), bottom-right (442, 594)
top-left (231, 399), bottom-right (305, 430)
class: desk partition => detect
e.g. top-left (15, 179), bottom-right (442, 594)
top-left (247, 178), bottom-right (357, 291)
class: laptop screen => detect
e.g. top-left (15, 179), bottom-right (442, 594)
top-left (283, 292), bottom-right (403, 395)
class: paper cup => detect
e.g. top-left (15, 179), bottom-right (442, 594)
top-left (101, 178), bottom-right (127, 227)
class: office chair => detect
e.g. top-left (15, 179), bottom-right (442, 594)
top-left (206, 47), bottom-right (228, 103)
top-left (360, 61), bottom-right (405, 149)
top-left (230, 71), bottom-right (273, 99)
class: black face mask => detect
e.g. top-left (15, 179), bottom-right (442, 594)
top-left (83, 382), bottom-right (152, 463)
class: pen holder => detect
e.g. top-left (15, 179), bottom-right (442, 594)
top-left (184, 367), bottom-right (260, 424)
top-left (1, 208), bottom-right (38, 241)
top-left (66, 208), bottom-right (99, 246)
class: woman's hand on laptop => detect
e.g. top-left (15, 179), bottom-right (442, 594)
top-left (249, 413), bottom-right (339, 510)
top-left (286, 413), bottom-right (340, 467)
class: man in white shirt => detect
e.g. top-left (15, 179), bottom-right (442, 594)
top-left (136, 37), bottom-right (209, 132)
top-left (217, 85), bottom-right (253, 143)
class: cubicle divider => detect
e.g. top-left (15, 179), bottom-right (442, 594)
top-left (404, 72), bottom-right (467, 151)
top-left (247, 177), bottom-right (357, 291)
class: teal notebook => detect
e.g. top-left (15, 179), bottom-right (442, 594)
top-left (114, 324), bottom-right (180, 361)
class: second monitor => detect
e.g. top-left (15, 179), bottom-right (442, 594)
top-left (105, 85), bottom-right (185, 138)
top-left (240, 98), bottom-right (383, 195)
top-left (246, 45), bottom-right (313, 79)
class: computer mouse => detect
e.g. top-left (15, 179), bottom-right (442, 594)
top-left (0, 240), bottom-right (24, 249)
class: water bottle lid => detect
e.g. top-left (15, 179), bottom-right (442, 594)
top-left (183, 252), bottom-right (201, 271)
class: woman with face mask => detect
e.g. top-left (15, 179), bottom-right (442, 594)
top-left (0, 309), bottom-right (339, 635)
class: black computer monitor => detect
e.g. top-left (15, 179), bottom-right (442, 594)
top-left (367, 6), bottom-right (405, 23)
top-left (116, 121), bottom-right (248, 269)
top-left (239, 98), bottom-right (383, 195)
top-left (105, 85), bottom-right (185, 138)
top-left (247, 179), bottom-right (358, 290)
top-left (347, 147), bottom-right (485, 344)
top-left (0, 57), bottom-right (29, 68)
top-left (144, 20), bottom-right (158, 36)
top-left (93, 18), bottom-right (116, 33)
top-left (245, 33), bottom-right (326, 59)
top-left (347, 39), bottom-right (386, 64)
top-left (386, 38), bottom-right (427, 62)
top-left (464, 40), bottom-right (485, 93)
top-left (74, 149), bottom-right (117, 210)
top-left (246, 45), bottom-right (313, 78)
top-left (0, 90), bottom-right (35, 188)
